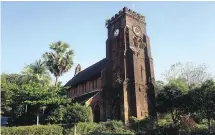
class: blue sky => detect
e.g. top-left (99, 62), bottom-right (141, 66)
top-left (2, 2), bottom-right (215, 85)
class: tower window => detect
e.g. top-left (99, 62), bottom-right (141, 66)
top-left (133, 37), bottom-right (138, 47)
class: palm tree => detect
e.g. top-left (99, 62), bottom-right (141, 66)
top-left (43, 41), bottom-right (74, 86)
top-left (22, 60), bottom-right (51, 125)
top-left (22, 59), bottom-right (51, 85)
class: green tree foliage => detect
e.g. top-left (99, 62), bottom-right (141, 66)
top-left (154, 80), bottom-right (165, 96)
top-left (43, 41), bottom-right (74, 86)
top-left (1, 73), bottom-right (23, 115)
top-left (1, 125), bottom-right (63, 135)
top-left (63, 103), bottom-right (92, 126)
top-left (128, 117), bottom-right (156, 133)
top-left (8, 81), bottom-right (71, 126)
top-left (47, 105), bottom-right (67, 124)
top-left (1, 41), bottom-right (75, 126)
top-left (156, 79), bottom-right (189, 125)
top-left (13, 82), bottom-right (52, 125)
top-left (22, 59), bottom-right (51, 86)
top-left (91, 120), bottom-right (134, 134)
top-left (47, 102), bottom-right (92, 125)
top-left (188, 79), bottom-right (215, 133)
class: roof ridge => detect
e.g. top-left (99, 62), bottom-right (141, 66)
top-left (65, 58), bottom-right (107, 87)
top-left (76, 58), bottom-right (106, 75)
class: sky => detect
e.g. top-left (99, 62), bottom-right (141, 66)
top-left (1, 2), bottom-right (215, 85)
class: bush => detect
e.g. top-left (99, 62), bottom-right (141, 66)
top-left (90, 120), bottom-right (134, 134)
top-left (63, 103), bottom-right (92, 126)
top-left (47, 105), bottom-right (67, 124)
top-left (158, 114), bottom-right (173, 127)
top-left (128, 116), bottom-right (138, 130)
top-left (64, 122), bottom-right (98, 135)
top-left (128, 116), bottom-right (156, 133)
top-left (177, 115), bottom-right (196, 133)
top-left (63, 120), bottom-right (134, 135)
top-left (1, 125), bottom-right (63, 135)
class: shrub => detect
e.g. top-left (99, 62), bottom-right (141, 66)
top-left (64, 122), bottom-right (98, 135)
top-left (158, 118), bottom-right (172, 127)
top-left (128, 116), bottom-right (138, 130)
top-left (91, 120), bottom-right (134, 134)
top-left (63, 120), bottom-right (134, 135)
top-left (47, 105), bottom-right (67, 124)
top-left (129, 116), bottom-right (156, 133)
top-left (1, 125), bottom-right (63, 135)
top-left (63, 103), bottom-right (92, 126)
top-left (158, 113), bottom-right (173, 127)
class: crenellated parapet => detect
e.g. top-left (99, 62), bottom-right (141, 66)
top-left (106, 7), bottom-right (145, 27)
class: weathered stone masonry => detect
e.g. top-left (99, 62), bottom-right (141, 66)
top-left (65, 7), bottom-right (156, 123)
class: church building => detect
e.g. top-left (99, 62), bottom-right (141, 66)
top-left (65, 7), bottom-right (156, 123)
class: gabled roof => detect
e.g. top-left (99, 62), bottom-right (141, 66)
top-left (73, 91), bottom-right (100, 104)
top-left (65, 58), bottom-right (107, 87)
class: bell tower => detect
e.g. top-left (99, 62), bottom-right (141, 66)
top-left (104, 7), bottom-right (156, 123)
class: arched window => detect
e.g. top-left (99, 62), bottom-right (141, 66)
top-left (94, 103), bottom-right (101, 122)
top-left (133, 37), bottom-right (138, 47)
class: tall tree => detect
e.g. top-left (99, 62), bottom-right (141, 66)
top-left (1, 73), bottom-right (22, 116)
top-left (156, 78), bottom-right (189, 125)
top-left (43, 41), bottom-right (74, 86)
top-left (162, 62), bottom-right (212, 88)
top-left (188, 79), bottom-right (215, 133)
top-left (154, 80), bottom-right (165, 96)
top-left (22, 59), bottom-right (51, 85)
top-left (15, 82), bottom-right (71, 126)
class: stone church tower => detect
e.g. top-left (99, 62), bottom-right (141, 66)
top-left (66, 7), bottom-right (156, 123)
top-left (103, 7), bottom-right (156, 123)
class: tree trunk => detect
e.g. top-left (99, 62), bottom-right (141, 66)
top-left (37, 112), bottom-right (39, 126)
top-left (171, 110), bottom-right (176, 124)
top-left (55, 76), bottom-right (59, 86)
top-left (74, 124), bottom-right (76, 135)
top-left (208, 118), bottom-right (211, 133)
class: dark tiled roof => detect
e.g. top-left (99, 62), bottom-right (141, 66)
top-left (65, 58), bottom-right (107, 87)
top-left (73, 90), bottom-right (100, 104)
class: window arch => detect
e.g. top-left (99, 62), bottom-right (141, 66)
top-left (133, 37), bottom-right (138, 47)
top-left (93, 102), bottom-right (102, 122)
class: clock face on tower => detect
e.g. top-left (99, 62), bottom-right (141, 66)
top-left (114, 29), bottom-right (119, 37)
top-left (133, 25), bottom-right (141, 36)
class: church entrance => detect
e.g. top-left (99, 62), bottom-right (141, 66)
top-left (115, 100), bottom-right (121, 120)
top-left (113, 98), bottom-right (121, 120)
top-left (94, 103), bottom-right (101, 122)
